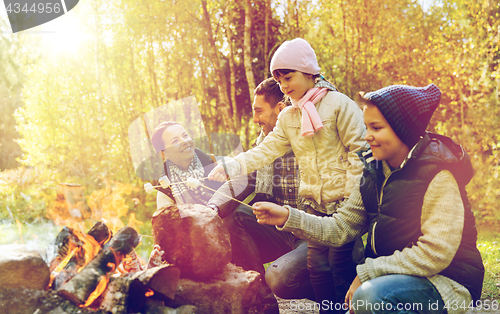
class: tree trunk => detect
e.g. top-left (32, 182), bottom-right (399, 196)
top-left (244, 0), bottom-right (256, 102)
top-left (201, 0), bottom-right (236, 133)
top-left (341, 0), bottom-right (350, 94)
top-left (264, 0), bottom-right (271, 78)
top-left (225, 12), bottom-right (239, 132)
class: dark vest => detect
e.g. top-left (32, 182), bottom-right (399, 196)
top-left (359, 133), bottom-right (484, 302)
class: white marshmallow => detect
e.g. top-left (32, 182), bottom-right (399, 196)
top-left (144, 183), bottom-right (154, 193)
top-left (186, 177), bottom-right (202, 189)
top-left (159, 175), bottom-right (170, 188)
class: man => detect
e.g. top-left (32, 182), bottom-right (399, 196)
top-left (207, 78), bottom-right (310, 313)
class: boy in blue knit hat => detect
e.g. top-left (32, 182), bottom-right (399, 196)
top-left (253, 84), bottom-right (484, 314)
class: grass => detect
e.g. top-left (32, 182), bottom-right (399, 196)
top-left (476, 223), bottom-right (500, 301)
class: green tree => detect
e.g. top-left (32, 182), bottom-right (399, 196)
top-left (0, 18), bottom-right (24, 170)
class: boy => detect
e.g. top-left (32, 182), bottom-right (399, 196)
top-left (253, 84), bottom-right (484, 314)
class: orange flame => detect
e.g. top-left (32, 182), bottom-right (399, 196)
top-left (48, 229), bottom-right (103, 289)
top-left (83, 275), bottom-right (109, 307)
top-left (76, 232), bottom-right (102, 273)
top-left (48, 179), bottom-right (140, 235)
top-left (145, 289), bottom-right (154, 297)
top-left (48, 247), bottom-right (78, 288)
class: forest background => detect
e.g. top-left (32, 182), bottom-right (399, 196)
top-left (0, 0), bottom-right (499, 299)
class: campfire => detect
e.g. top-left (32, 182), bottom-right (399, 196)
top-left (0, 181), bottom-right (262, 314)
top-left (46, 222), bottom-right (180, 313)
top-left (39, 181), bottom-right (183, 313)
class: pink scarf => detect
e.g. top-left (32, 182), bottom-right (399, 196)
top-left (295, 87), bottom-right (328, 137)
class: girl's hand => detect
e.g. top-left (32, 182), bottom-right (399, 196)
top-left (208, 164), bottom-right (227, 182)
top-left (345, 275), bottom-right (362, 314)
top-left (252, 202), bottom-right (290, 226)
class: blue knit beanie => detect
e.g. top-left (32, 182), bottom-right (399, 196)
top-left (364, 84), bottom-right (441, 147)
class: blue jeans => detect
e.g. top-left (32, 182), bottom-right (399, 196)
top-left (265, 229), bottom-right (363, 309)
top-left (265, 241), bottom-right (317, 301)
top-left (352, 275), bottom-right (445, 314)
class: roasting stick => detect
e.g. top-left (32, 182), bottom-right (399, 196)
top-left (145, 176), bottom-right (240, 189)
top-left (145, 176), bottom-right (210, 189)
top-left (144, 177), bottom-right (252, 209)
top-left (198, 184), bottom-right (252, 209)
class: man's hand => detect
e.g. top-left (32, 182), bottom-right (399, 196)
top-left (252, 202), bottom-right (290, 226)
top-left (345, 275), bottom-right (362, 314)
top-left (208, 164), bottom-right (227, 182)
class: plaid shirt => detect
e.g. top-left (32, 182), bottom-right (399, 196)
top-left (208, 145), bottom-right (301, 217)
top-left (271, 149), bottom-right (300, 208)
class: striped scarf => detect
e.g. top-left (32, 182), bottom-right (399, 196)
top-left (168, 154), bottom-right (213, 205)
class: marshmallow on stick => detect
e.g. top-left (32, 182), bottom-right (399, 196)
top-left (186, 177), bottom-right (202, 189)
top-left (159, 175), bottom-right (171, 188)
top-left (144, 183), bottom-right (154, 193)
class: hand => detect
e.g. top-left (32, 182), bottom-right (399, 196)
top-left (208, 164), bottom-right (227, 182)
top-left (345, 275), bottom-right (362, 314)
top-left (147, 244), bottom-right (165, 269)
top-left (252, 202), bottom-right (290, 226)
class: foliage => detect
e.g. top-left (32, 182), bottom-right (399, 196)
top-left (0, 18), bottom-right (23, 170)
top-left (0, 166), bottom-right (57, 222)
top-left (0, 0), bottom-right (499, 223)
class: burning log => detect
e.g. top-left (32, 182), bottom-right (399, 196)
top-left (47, 222), bottom-right (111, 272)
top-left (46, 226), bottom-right (84, 272)
top-left (50, 222), bottom-right (112, 289)
top-left (87, 221), bottom-right (113, 245)
top-left (57, 226), bottom-right (140, 306)
top-left (99, 264), bottom-right (180, 314)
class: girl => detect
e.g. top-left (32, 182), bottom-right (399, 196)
top-left (252, 84), bottom-right (485, 314)
top-left (209, 38), bottom-right (367, 312)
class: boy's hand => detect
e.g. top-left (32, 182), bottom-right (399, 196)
top-left (252, 202), bottom-right (290, 226)
top-left (345, 275), bottom-right (362, 314)
top-left (208, 164), bottom-right (227, 182)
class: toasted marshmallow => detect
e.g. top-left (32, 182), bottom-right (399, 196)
top-left (186, 177), bottom-right (202, 189)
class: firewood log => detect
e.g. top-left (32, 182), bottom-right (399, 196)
top-left (57, 227), bottom-right (140, 306)
top-left (100, 264), bottom-right (180, 313)
top-left (52, 222), bottom-right (112, 289)
top-left (87, 221), bottom-right (112, 245)
top-left (46, 227), bottom-right (83, 272)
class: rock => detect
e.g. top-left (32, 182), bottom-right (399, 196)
top-left (0, 244), bottom-right (50, 290)
top-left (0, 287), bottom-right (45, 314)
top-left (172, 263), bottom-right (261, 314)
top-left (144, 298), bottom-right (199, 314)
top-left (152, 204), bottom-right (231, 280)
